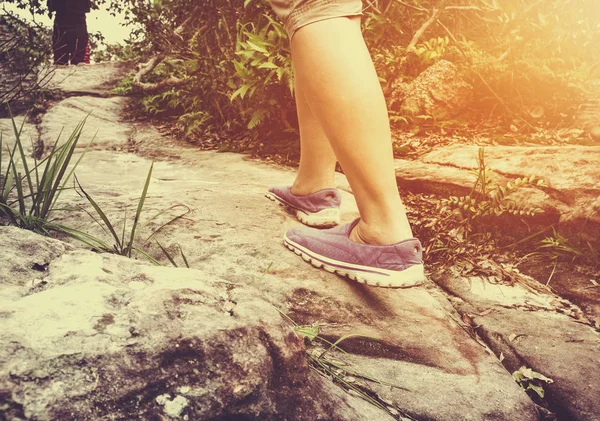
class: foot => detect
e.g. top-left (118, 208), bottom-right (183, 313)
top-left (283, 219), bottom-right (425, 288)
top-left (266, 186), bottom-right (341, 227)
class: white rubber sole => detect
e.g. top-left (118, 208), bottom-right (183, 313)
top-left (265, 192), bottom-right (340, 228)
top-left (283, 233), bottom-right (425, 289)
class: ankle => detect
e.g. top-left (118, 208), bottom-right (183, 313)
top-left (350, 218), bottom-right (413, 245)
top-left (291, 179), bottom-right (336, 196)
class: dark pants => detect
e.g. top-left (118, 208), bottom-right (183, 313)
top-left (52, 14), bottom-right (88, 65)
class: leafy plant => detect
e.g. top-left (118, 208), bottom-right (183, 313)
top-left (111, 76), bottom-right (134, 96)
top-left (513, 366), bottom-right (554, 399)
top-left (538, 228), bottom-right (587, 262)
top-left (230, 14), bottom-right (294, 131)
top-left (440, 147), bottom-right (547, 228)
top-left (413, 36), bottom-right (449, 67)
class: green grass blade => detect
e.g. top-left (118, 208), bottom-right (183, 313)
top-left (47, 222), bottom-right (112, 251)
top-left (134, 247), bottom-right (163, 266)
top-left (126, 161), bottom-right (154, 257)
top-left (9, 109), bottom-right (34, 208)
top-left (180, 245), bottom-right (190, 268)
top-left (157, 241), bottom-right (178, 267)
top-left (40, 119), bottom-right (86, 219)
top-left (12, 169), bottom-right (26, 217)
top-left (51, 129), bottom-right (94, 211)
top-left (75, 175), bottom-right (122, 248)
top-left (32, 155), bottom-right (40, 215)
top-left (34, 130), bottom-right (64, 215)
top-left (275, 308), bottom-right (299, 327)
top-left (141, 204), bottom-right (191, 245)
top-left (2, 136), bottom-right (19, 202)
top-left (73, 201), bottom-right (112, 238)
top-left (120, 211), bottom-right (127, 255)
top-left (317, 334), bottom-right (374, 360)
top-left (0, 203), bottom-right (19, 225)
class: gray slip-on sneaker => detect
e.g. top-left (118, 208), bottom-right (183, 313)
top-left (283, 218), bottom-right (425, 288)
top-left (266, 186), bottom-right (341, 228)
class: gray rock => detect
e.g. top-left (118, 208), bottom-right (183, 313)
top-left (391, 60), bottom-right (473, 120)
top-left (434, 271), bottom-right (600, 420)
top-left (46, 62), bottom-right (130, 97)
top-left (0, 226), bottom-right (390, 421)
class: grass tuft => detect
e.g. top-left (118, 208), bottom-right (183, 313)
top-left (0, 108), bottom-right (90, 233)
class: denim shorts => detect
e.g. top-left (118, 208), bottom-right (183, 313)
top-left (267, 0), bottom-right (363, 40)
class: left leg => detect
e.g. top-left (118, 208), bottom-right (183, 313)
top-left (52, 22), bottom-right (69, 65)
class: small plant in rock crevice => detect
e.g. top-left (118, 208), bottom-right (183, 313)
top-left (439, 147), bottom-right (547, 231)
top-left (73, 163), bottom-right (192, 264)
top-left (538, 228), bottom-right (597, 265)
top-left (277, 311), bottom-right (417, 420)
top-left (404, 147), bottom-right (555, 285)
top-left (513, 366), bottom-right (554, 399)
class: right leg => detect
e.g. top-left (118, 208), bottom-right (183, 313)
top-left (69, 22), bottom-right (89, 65)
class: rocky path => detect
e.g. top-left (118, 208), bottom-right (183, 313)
top-left (1, 62), bottom-right (599, 421)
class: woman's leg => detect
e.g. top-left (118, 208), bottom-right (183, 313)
top-left (290, 16), bottom-right (412, 245)
top-left (291, 70), bottom-right (338, 196)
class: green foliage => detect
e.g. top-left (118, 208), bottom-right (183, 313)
top-left (539, 228), bottom-right (586, 262)
top-left (513, 366), bottom-right (554, 399)
top-left (100, 0), bottom-right (297, 145)
top-left (111, 76), bottom-right (134, 96)
top-left (92, 39), bottom-right (139, 63)
top-left (440, 147), bottom-right (546, 226)
top-left (365, 0), bottom-right (600, 124)
top-left (413, 36), bottom-right (449, 67)
top-left (534, 227), bottom-right (598, 268)
top-left (0, 10), bottom-right (52, 114)
top-left (230, 15), bottom-right (294, 131)
top-left (0, 112), bottom-right (89, 233)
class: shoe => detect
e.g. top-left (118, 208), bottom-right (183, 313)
top-left (266, 186), bottom-right (341, 228)
top-left (283, 219), bottom-right (425, 288)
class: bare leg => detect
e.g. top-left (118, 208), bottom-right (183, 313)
top-left (290, 17), bottom-right (412, 245)
top-left (291, 71), bottom-right (338, 196)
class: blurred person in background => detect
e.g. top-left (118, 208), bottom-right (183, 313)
top-left (47, 0), bottom-right (91, 65)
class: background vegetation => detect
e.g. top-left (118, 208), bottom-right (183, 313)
top-left (0, 8), bottom-right (52, 116)
top-left (103, 0), bottom-right (600, 155)
top-left (4, 0), bottom-right (600, 151)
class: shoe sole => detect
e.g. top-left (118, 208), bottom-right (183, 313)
top-left (283, 233), bottom-right (425, 288)
top-left (265, 192), bottom-right (340, 228)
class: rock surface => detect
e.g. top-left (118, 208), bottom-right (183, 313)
top-left (391, 60), bottom-right (473, 119)
top-left (27, 97), bottom-right (539, 420)
top-left (434, 271), bottom-right (600, 420)
top-left (396, 145), bottom-right (600, 245)
top-left (0, 226), bottom-right (390, 421)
